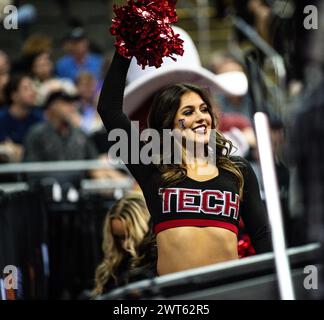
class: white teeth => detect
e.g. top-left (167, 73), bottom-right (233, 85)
top-left (193, 126), bottom-right (206, 134)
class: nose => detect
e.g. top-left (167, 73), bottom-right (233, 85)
top-left (195, 109), bottom-right (207, 122)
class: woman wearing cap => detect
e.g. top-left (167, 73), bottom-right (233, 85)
top-left (97, 11), bottom-right (272, 276)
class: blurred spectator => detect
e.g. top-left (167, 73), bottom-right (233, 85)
top-left (218, 111), bottom-right (257, 156)
top-left (23, 90), bottom-right (97, 162)
top-left (0, 74), bottom-right (41, 162)
top-left (23, 89), bottom-right (126, 183)
top-left (55, 28), bottom-right (103, 82)
top-left (290, 78), bottom-right (324, 297)
top-left (209, 52), bottom-right (256, 156)
top-left (235, 0), bottom-right (320, 84)
top-left (22, 33), bottom-right (52, 56)
top-left (92, 192), bottom-right (156, 297)
top-left (0, 50), bottom-right (10, 108)
top-left (75, 72), bottom-right (102, 134)
top-left (61, 34), bottom-right (74, 56)
top-left (210, 52), bottom-right (253, 121)
top-left (12, 33), bottom-right (53, 74)
top-left (289, 0), bottom-right (324, 294)
top-left (247, 0), bottom-right (272, 41)
top-left (29, 51), bottom-right (53, 83)
top-left (25, 50), bottom-right (76, 106)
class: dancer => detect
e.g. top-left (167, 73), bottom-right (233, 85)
top-left (97, 6), bottom-right (272, 276)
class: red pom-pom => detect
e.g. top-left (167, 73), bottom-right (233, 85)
top-left (110, 0), bottom-right (184, 68)
top-left (238, 234), bottom-right (256, 258)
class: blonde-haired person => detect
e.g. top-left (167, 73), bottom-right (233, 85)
top-left (92, 192), bottom-right (156, 297)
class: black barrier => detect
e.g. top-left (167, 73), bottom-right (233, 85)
top-left (98, 243), bottom-right (320, 300)
top-left (0, 187), bottom-right (117, 300)
top-left (0, 189), bottom-right (48, 300)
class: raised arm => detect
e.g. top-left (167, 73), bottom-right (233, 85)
top-left (97, 52), bottom-right (154, 184)
top-left (97, 52), bottom-right (131, 131)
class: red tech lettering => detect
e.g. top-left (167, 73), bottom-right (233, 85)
top-left (223, 191), bottom-right (240, 219)
top-left (178, 189), bottom-right (200, 213)
top-left (159, 188), bottom-right (240, 219)
top-left (201, 190), bottom-right (223, 215)
top-left (159, 188), bottom-right (177, 213)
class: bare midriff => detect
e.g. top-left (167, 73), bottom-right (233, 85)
top-left (156, 226), bottom-right (238, 275)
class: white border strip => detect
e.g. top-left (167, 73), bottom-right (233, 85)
top-left (254, 112), bottom-right (295, 300)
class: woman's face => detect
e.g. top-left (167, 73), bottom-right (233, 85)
top-left (173, 91), bottom-right (213, 145)
top-left (14, 76), bottom-right (36, 107)
top-left (32, 52), bottom-right (53, 81)
top-left (76, 76), bottom-right (96, 102)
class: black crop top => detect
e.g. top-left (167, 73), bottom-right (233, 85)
top-left (97, 53), bottom-right (272, 253)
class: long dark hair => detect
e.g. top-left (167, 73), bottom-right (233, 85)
top-left (147, 83), bottom-right (244, 196)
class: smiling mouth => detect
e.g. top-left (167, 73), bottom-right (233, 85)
top-left (192, 125), bottom-right (207, 135)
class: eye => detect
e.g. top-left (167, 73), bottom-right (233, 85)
top-left (182, 110), bottom-right (193, 116)
top-left (201, 106), bottom-right (209, 113)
